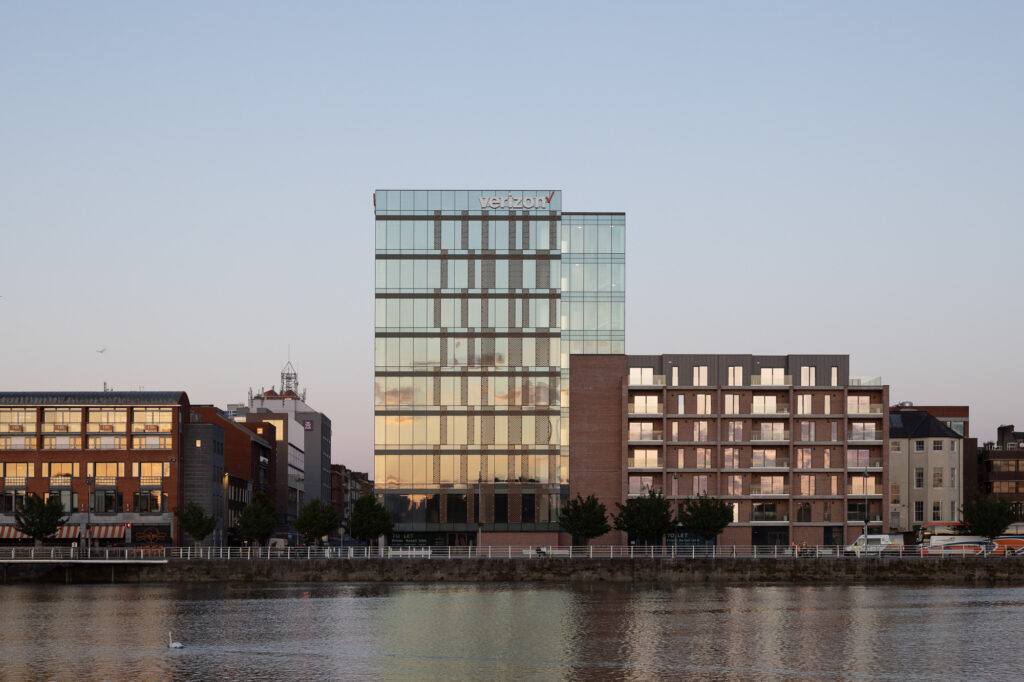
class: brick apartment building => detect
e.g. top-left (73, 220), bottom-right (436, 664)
top-left (978, 425), bottom-right (1024, 518)
top-left (570, 354), bottom-right (889, 547)
top-left (0, 391), bottom-right (190, 545)
top-left (331, 463), bottom-right (373, 541)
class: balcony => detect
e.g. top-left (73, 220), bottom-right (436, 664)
top-left (750, 375), bottom-right (792, 387)
top-left (847, 435), bottom-right (882, 443)
top-left (140, 476), bottom-right (163, 488)
top-left (627, 486), bottom-right (663, 498)
top-left (3, 476), bottom-right (27, 488)
top-left (847, 459), bottom-right (884, 469)
top-left (627, 458), bottom-right (663, 470)
top-left (93, 476), bottom-right (118, 488)
top-left (847, 513), bottom-right (884, 523)
top-left (49, 475), bottom-right (72, 489)
top-left (847, 487), bottom-right (882, 496)
top-left (751, 512), bottom-right (790, 522)
top-left (751, 431), bottom-right (790, 442)
top-left (847, 406), bottom-right (884, 415)
top-left (627, 431), bottom-right (663, 442)
top-left (750, 485), bottom-right (790, 496)
top-left (750, 407), bottom-right (790, 416)
top-left (751, 460), bottom-right (789, 469)
top-left (628, 404), bottom-right (663, 415)
top-left (849, 376), bottom-right (883, 387)
top-left (628, 375), bottom-right (665, 387)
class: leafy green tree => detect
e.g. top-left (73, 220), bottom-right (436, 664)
top-left (559, 494), bottom-right (611, 545)
top-left (174, 502), bottom-right (218, 546)
top-left (344, 494), bottom-right (393, 545)
top-left (14, 493), bottom-right (69, 547)
top-left (961, 494), bottom-right (1016, 543)
top-left (613, 489), bottom-right (675, 545)
top-left (676, 494), bottom-right (733, 545)
top-left (295, 498), bottom-right (341, 545)
top-left (237, 492), bottom-right (277, 545)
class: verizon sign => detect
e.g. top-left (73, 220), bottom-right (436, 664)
top-left (479, 191), bottom-right (556, 210)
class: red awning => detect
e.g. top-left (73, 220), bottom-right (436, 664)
top-left (88, 525), bottom-right (126, 539)
top-left (51, 525), bottom-right (80, 539)
top-left (0, 526), bottom-right (28, 540)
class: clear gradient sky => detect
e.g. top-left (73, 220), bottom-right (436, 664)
top-left (2, 3), bottom-right (1022, 473)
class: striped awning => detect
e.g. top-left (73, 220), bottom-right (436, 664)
top-left (51, 525), bottom-right (80, 539)
top-left (88, 525), bottom-right (125, 539)
top-left (0, 526), bottom-right (28, 540)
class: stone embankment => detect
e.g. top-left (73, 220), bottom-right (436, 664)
top-left (7, 557), bottom-right (1024, 584)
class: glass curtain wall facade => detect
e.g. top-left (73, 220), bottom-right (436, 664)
top-left (374, 190), bottom-right (624, 544)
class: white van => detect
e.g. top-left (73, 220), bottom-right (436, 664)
top-left (845, 534), bottom-right (904, 555)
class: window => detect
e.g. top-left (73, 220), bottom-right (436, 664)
top-left (44, 490), bottom-right (77, 513)
top-left (726, 475), bottom-right (742, 495)
top-left (950, 500), bottom-right (956, 522)
top-left (830, 475), bottom-right (839, 495)
top-left (797, 395), bottom-right (812, 415)
top-left (0, 408), bottom-right (37, 433)
top-left (629, 421), bottom-right (658, 440)
top-left (797, 448), bottom-right (812, 469)
top-left (87, 408), bottom-right (127, 433)
top-left (849, 422), bottom-right (877, 441)
top-left (824, 395), bottom-right (831, 415)
top-left (824, 448), bottom-right (836, 468)
top-left (41, 462), bottom-right (79, 478)
top-left (3, 462), bottom-right (34, 479)
top-left (752, 396), bottom-right (777, 414)
top-left (799, 475), bottom-right (815, 496)
top-left (801, 366), bottom-right (816, 387)
top-left (891, 484), bottom-right (900, 504)
top-left (0, 436), bottom-right (36, 450)
top-left (847, 395), bottom-right (870, 414)
top-left (891, 441), bottom-right (902, 452)
top-left (692, 421), bottom-right (709, 441)
top-left (933, 467), bottom-right (943, 488)
top-left (629, 475), bottom-right (655, 495)
top-left (800, 421), bottom-right (815, 442)
top-left (752, 449), bottom-right (780, 467)
top-left (722, 448), bottom-right (738, 468)
top-left (630, 449), bottom-right (660, 468)
top-left (950, 467), bottom-right (956, 488)
top-left (671, 422), bottom-right (679, 441)
top-left (695, 394), bottom-right (712, 415)
top-left (951, 440), bottom-right (958, 453)
top-left (914, 467), bottom-right (924, 488)
top-left (629, 367), bottom-right (654, 385)
top-left (723, 394), bottom-right (740, 414)
top-left (914, 501), bottom-right (924, 523)
top-left (831, 367), bottom-right (838, 387)
top-left (727, 366), bottom-right (743, 386)
top-left (932, 440), bottom-right (943, 451)
top-left (891, 511), bottom-right (901, 529)
top-left (87, 436), bottom-right (127, 450)
top-left (824, 502), bottom-right (832, 521)
top-left (695, 448), bottom-right (711, 469)
top-left (90, 490), bottom-right (123, 513)
top-left (42, 436), bottom-right (81, 450)
top-left (760, 368), bottom-right (784, 385)
top-left (932, 501), bottom-right (941, 522)
top-left (692, 365), bottom-right (708, 387)
top-left (134, 490), bottom-right (167, 513)
top-left (692, 475), bottom-right (709, 495)
top-left (89, 462), bottom-right (125, 478)
top-left (671, 366), bottom-right (679, 386)
top-left (632, 395), bottom-right (660, 413)
top-left (796, 502), bottom-right (812, 522)
top-left (754, 475), bottom-right (785, 494)
top-left (758, 422), bottom-right (785, 441)
top-left (133, 435), bottom-right (172, 450)
top-left (42, 408), bottom-right (82, 433)
top-left (914, 440), bottom-right (925, 453)
top-left (831, 422), bottom-right (838, 442)
top-left (131, 407), bottom-right (173, 433)
top-left (132, 462), bottom-right (170, 478)
top-left (726, 421), bottom-right (742, 442)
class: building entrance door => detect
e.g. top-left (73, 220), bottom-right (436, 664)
top-left (751, 526), bottom-right (789, 546)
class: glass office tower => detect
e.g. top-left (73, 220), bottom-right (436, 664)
top-left (374, 190), bottom-right (624, 545)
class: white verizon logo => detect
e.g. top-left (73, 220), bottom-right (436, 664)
top-left (478, 191), bottom-right (556, 210)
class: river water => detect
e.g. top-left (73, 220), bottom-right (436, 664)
top-left (2, 582), bottom-right (1023, 680)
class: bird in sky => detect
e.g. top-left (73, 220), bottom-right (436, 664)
top-left (97, 348), bottom-right (107, 354)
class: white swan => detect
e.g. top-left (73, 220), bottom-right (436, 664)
top-left (168, 631), bottom-right (183, 649)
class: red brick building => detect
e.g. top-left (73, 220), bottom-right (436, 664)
top-left (570, 355), bottom-right (890, 547)
top-left (0, 392), bottom-right (190, 545)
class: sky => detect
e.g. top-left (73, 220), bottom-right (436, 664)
top-left (2, 3), bottom-right (1022, 474)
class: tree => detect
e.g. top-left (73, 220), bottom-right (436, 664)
top-left (237, 492), bottom-right (277, 545)
top-left (295, 498), bottom-right (340, 545)
top-left (174, 502), bottom-right (218, 546)
top-left (676, 494), bottom-right (733, 545)
top-left (558, 494), bottom-right (611, 545)
top-left (14, 493), bottom-right (69, 547)
top-left (961, 494), bottom-right (1015, 545)
top-left (344, 494), bottom-right (393, 545)
top-left (612, 489), bottom-right (675, 545)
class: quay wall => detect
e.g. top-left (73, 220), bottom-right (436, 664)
top-left (7, 558), bottom-right (1024, 584)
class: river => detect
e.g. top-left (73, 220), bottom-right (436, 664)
top-left (2, 582), bottom-right (1022, 680)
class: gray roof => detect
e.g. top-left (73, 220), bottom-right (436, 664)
top-left (889, 410), bottom-right (961, 439)
top-left (0, 391), bottom-right (188, 406)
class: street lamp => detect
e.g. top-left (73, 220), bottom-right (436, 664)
top-left (86, 476), bottom-right (94, 554)
top-left (863, 470), bottom-right (870, 541)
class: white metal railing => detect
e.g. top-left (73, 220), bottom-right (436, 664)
top-left (1, 544), bottom-right (1020, 562)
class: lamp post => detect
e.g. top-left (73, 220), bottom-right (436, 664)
top-left (864, 470), bottom-right (870, 541)
top-left (85, 476), bottom-right (94, 555)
